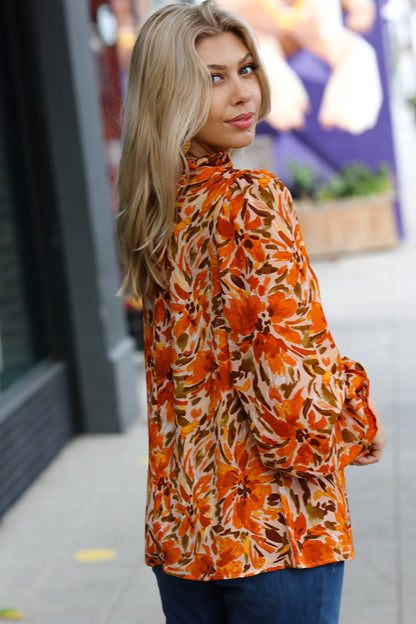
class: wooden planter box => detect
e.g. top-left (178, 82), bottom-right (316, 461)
top-left (296, 191), bottom-right (398, 258)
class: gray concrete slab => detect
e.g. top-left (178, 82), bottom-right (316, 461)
top-left (0, 99), bottom-right (415, 623)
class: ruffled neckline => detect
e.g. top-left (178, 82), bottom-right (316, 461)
top-left (186, 151), bottom-right (232, 170)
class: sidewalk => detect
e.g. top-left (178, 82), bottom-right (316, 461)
top-left (0, 101), bottom-right (415, 624)
top-left (315, 98), bottom-right (416, 624)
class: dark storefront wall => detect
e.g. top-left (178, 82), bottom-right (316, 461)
top-left (0, 4), bottom-right (74, 516)
top-left (0, 0), bottom-right (138, 518)
top-left (0, 113), bottom-right (45, 392)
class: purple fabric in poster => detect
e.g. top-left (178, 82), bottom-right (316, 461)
top-left (258, 0), bottom-right (402, 234)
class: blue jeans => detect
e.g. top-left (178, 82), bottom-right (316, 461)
top-left (152, 561), bottom-right (344, 624)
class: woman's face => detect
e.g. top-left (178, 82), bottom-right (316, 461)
top-left (190, 31), bottom-right (262, 157)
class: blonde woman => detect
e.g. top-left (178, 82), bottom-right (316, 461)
top-left (116, 2), bottom-right (386, 622)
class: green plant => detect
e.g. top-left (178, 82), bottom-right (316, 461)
top-left (288, 162), bottom-right (321, 200)
top-left (287, 161), bottom-right (392, 203)
top-left (316, 163), bottom-right (392, 201)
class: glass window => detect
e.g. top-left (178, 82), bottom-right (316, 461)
top-left (0, 119), bottom-right (40, 391)
top-left (0, 39), bottom-right (48, 394)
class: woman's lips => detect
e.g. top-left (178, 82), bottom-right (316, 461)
top-left (226, 113), bottom-right (255, 129)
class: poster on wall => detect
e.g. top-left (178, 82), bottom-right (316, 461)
top-left (221, 0), bottom-right (401, 243)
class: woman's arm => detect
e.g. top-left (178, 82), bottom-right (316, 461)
top-left (216, 172), bottom-right (383, 477)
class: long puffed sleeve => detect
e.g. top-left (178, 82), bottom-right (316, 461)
top-left (216, 171), bottom-right (377, 478)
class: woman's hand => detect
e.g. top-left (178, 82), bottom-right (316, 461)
top-left (351, 398), bottom-right (387, 465)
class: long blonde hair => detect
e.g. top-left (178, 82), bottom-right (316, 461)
top-left (116, 0), bottom-right (271, 299)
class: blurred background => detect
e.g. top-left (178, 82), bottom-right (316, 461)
top-left (0, 0), bottom-right (415, 623)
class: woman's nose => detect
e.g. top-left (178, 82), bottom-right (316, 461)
top-left (230, 78), bottom-right (251, 105)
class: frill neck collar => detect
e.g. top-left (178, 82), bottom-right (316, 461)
top-left (186, 151), bottom-right (232, 170)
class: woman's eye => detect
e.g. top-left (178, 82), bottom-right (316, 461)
top-left (211, 74), bottom-right (222, 84)
top-left (240, 63), bottom-right (258, 76)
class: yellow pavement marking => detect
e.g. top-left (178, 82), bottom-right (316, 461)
top-left (73, 549), bottom-right (117, 562)
top-left (0, 609), bottom-right (24, 620)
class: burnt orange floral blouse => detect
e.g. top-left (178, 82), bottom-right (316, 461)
top-left (143, 151), bottom-right (378, 581)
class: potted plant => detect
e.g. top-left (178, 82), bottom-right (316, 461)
top-left (288, 162), bottom-right (398, 257)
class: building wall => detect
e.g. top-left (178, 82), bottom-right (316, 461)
top-left (0, 363), bottom-right (73, 518)
top-left (0, 0), bottom-right (139, 518)
top-left (0, 130), bottom-right (35, 391)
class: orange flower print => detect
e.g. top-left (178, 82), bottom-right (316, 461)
top-left (184, 350), bottom-right (215, 387)
top-left (215, 536), bottom-right (245, 575)
top-left (240, 231), bottom-right (266, 264)
top-left (164, 539), bottom-right (186, 567)
top-left (188, 549), bottom-right (216, 579)
top-left (154, 345), bottom-right (177, 383)
top-left (301, 540), bottom-right (335, 565)
top-left (225, 294), bottom-right (265, 338)
top-left (294, 443), bottom-right (315, 471)
top-left (307, 301), bottom-right (328, 335)
top-left (154, 299), bottom-right (166, 324)
top-left (143, 152), bottom-right (377, 580)
top-left (267, 291), bottom-right (298, 322)
top-left (217, 444), bottom-right (273, 534)
top-left (293, 513), bottom-right (307, 541)
top-left (253, 333), bottom-right (289, 375)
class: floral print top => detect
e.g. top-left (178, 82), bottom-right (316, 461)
top-left (142, 151), bottom-right (377, 580)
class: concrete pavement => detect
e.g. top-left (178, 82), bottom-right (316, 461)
top-left (315, 97), bottom-right (416, 624)
top-left (0, 100), bottom-right (415, 623)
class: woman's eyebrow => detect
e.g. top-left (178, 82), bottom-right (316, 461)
top-left (207, 52), bottom-right (253, 71)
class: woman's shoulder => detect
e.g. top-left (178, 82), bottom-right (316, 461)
top-left (186, 153), bottom-right (289, 198)
top-left (228, 166), bottom-right (289, 199)
top-left (183, 154), bottom-right (293, 220)
top-left (221, 166), bottom-right (294, 225)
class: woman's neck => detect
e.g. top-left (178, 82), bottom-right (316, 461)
top-left (188, 139), bottom-right (229, 159)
